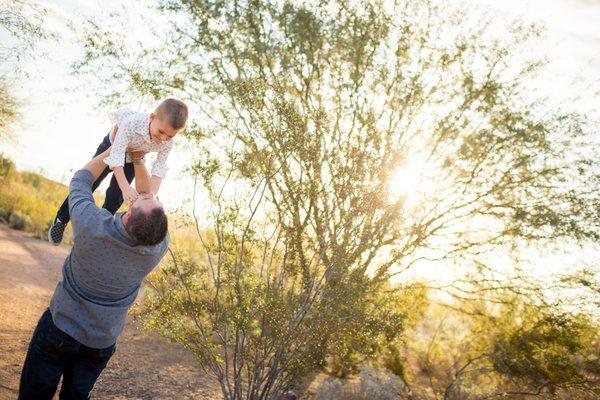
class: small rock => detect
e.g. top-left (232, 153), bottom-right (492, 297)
top-left (282, 391), bottom-right (298, 400)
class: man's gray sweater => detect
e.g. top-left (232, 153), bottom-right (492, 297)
top-left (49, 169), bottom-right (168, 348)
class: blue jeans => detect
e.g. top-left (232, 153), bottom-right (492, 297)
top-left (18, 309), bottom-right (116, 400)
top-left (56, 134), bottom-right (135, 223)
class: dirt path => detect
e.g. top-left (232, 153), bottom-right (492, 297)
top-left (0, 223), bottom-right (221, 400)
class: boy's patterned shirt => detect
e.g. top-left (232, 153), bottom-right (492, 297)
top-left (103, 108), bottom-right (174, 178)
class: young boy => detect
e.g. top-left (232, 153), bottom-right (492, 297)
top-left (48, 98), bottom-right (188, 245)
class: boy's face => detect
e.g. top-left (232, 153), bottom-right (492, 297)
top-left (148, 113), bottom-right (182, 143)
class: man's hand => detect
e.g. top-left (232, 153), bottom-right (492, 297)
top-left (130, 152), bottom-right (163, 194)
top-left (122, 185), bottom-right (139, 205)
top-left (130, 151), bottom-right (147, 162)
top-left (131, 151), bottom-right (153, 194)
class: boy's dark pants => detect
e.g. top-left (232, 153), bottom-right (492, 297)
top-left (56, 134), bottom-right (134, 223)
top-left (18, 309), bottom-right (115, 400)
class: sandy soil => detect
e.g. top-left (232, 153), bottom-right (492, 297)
top-left (0, 223), bottom-right (221, 400)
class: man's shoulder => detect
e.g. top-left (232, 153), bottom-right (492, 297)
top-left (69, 169), bottom-right (95, 198)
top-left (71, 169), bottom-right (94, 183)
top-left (149, 232), bottom-right (170, 255)
top-left (74, 208), bottom-right (114, 237)
top-left (162, 232), bottom-right (171, 250)
top-left (139, 232), bottom-right (170, 260)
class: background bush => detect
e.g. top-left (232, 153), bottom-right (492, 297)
top-left (0, 153), bottom-right (103, 240)
top-left (8, 210), bottom-right (32, 231)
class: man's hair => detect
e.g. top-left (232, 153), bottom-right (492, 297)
top-left (125, 205), bottom-right (168, 246)
top-left (155, 98), bottom-right (188, 130)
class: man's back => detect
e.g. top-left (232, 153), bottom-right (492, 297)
top-left (19, 119), bottom-right (172, 400)
top-left (49, 170), bottom-right (168, 348)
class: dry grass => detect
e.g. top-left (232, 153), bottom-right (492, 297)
top-left (0, 160), bottom-right (103, 241)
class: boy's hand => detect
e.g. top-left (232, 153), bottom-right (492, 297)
top-left (122, 186), bottom-right (139, 205)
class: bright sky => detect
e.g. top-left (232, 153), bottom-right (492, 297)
top-left (1, 1), bottom-right (599, 292)
top-left (1, 0), bottom-right (192, 211)
top-left (2, 0), bottom-right (599, 213)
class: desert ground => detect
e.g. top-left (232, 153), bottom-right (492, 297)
top-left (0, 223), bottom-right (221, 400)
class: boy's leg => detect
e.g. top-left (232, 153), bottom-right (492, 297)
top-left (18, 309), bottom-right (71, 400)
top-left (102, 161), bottom-right (135, 214)
top-left (49, 135), bottom-right (112, 245)
top-left (55, 135), bottom-right (112, 224)
top-left (54, 167), bottom-right (112, 224)
top-left (59, 343), bottom-right (115, 400)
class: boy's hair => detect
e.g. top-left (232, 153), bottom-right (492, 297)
top-left (125, 205), bottom-right (168, 246)
top-left (155, 98), bottom-right (188, 130)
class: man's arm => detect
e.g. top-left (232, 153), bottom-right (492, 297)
top-left (150, 176), bottom-right (162, 194)
top-left (104, 125), bottom-right (138, 204)
top-left (84, 147), bottom-right (112, 180)
top-left (149, 142), bottom-right (173, 194)
top-left (131, 152), bottom-right (152, 193)
top-left (69, 147), bottom-right (112, 238)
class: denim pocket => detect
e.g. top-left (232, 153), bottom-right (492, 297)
top-left (81, 343), bottom-right (116, 366)
top-left (39, 324), bottom-right (65, 362)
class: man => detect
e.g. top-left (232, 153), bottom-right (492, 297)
top-left (19, 147), bottom-right (169, 399)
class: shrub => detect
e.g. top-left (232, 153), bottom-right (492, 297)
top-left (0, 153), bottom-right (14, 181)
top-left (313, 367), bottom-right (409, 400)
top-left (8, 210), bottom-right (32, 231)
top-left (0, 158), bottom-right (84, 240)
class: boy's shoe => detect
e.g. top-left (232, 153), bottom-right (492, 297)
top-left (48, 217), bottom-right (67, 246)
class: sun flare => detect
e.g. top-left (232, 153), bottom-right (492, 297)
top-left (387, 156), bottom-right (439, 208)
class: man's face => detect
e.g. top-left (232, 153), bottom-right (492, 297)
top-left (129, 192), bottom-right (164, 216)
top-left (149, 114), bottom-right (180, 144)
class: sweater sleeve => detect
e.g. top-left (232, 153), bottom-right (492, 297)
top-left (69, 169), bottom-right (103, 240)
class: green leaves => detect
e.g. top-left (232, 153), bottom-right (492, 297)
top-left (72, 0), bottom-right (599, 398)
top-left (491, 306), bottom-right (593, 390)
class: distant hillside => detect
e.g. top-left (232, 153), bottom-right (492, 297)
top-left (0, 154), bottom-right (103, 239)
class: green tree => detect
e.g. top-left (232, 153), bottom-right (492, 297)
top-left (0, 75), bottom-right (18, 133)
top-left (1, 0), bottom-right (47, 61)
top-left (400, 285), bottom-right (600, 399)
top-left (75, 0), bottom-right (599, 398)
top-left (0, 0), bottom-right (52, 138)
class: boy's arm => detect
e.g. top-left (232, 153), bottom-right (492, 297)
top-left (109, 123), bottom-right (118, 142)
top-left (103, 122), bottom-right (138, 203)
top-left (103, 123), bottom-right (130, 171)
top-left (113, 167), bottom-right (138, 204)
